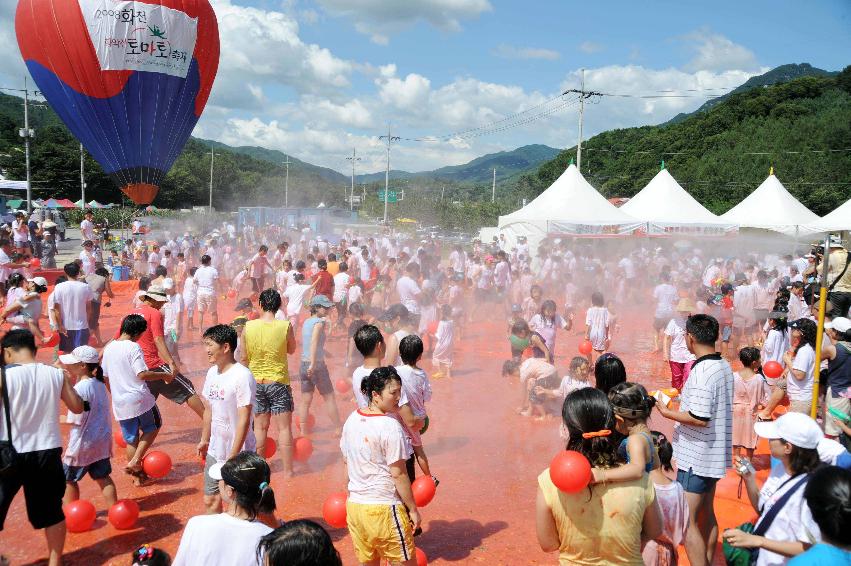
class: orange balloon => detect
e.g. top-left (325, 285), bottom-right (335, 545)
top-left (549, 450), bottom-right (592, 494)
top-left (416, 547), bottom-right (428, 566)
top-left (43, 332), bottom-right (60, 348)
top-left (29, 258), bottom-right (41, 269)
top-left (322, 492), bottom-right (347, 528)
top-left (335, 378), bottom-right (352, 394)
top-left (113, 429), bottom-right (127, 448)
top-left (578, 340), bottom-right (593, 356)
top-left (264, 437), bottom-right (277, 459)
top-left (108, 499), bottom-right (139, 530)
top-left (293, 437), bottom-right (313, 462)
top-left (412, 475), bottom-right (437, 507)
top-left (142, 450), bottom-right (172, 479)
top-left (763, 361), bottom-right (783, 379)
top-left (64, 499), bottom-right (96, 533)
top-left (227, 289), bottom-right (237, 299)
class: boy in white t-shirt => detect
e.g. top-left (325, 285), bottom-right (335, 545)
top-left (282, 272), bottom-right (314, 329)
top-left (340, 366), bottom-right (421, 566)
top-left (182, 267), bottom-right (198, 331)
top-left (197, 324), bottom-right (257, 513)
top-left (195, 255), bottom-right (219, 328)
top-left (395, 335), bottom-right (435, 485)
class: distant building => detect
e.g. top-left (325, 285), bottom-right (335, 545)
top-left (238, 206), bottom-right (358, 236)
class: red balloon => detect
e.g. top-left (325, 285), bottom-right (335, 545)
top-left (293, 437), bottom-right (313, 462)
top-left (227, 289), bottom-right (237, 298)
top-left (294, 413), bottom-right (316, 431)
top-left (427, 320), bottom-right (439, 335)
top-left (142, 450), bottom-right (172, 479)
top-left (43, 332), bottom-right (60, 348)
top-left (108, 499), bottom-right (139, 530)
top-left (416, 547), bottom-right (428, 566)
top-left (113, 429), bottom-right (127, 448)
top-left (763, 361), bottom-right (783, 379)
top-left (549, 450), bottom-right (592, 494)
top-left (412, 475), bottom-right (437, 507)
top-left (264, 437), bottom-right (277, 459)
top-left (335, 378), bottom-right (352, 394)
top-left (64, 499), bottom-right (96, 533)
top-left (578, 340), bottom-right (593, 356)
top-left (322, 492), bottom-right (348, 528)
top-left (29, 258), bottom-right (41, 269)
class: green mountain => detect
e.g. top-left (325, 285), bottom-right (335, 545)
top-left (666, 63), bottom-right (837, 124)
top-left (358, 144), bottom-right (560, 184)
top-left (519, 66), bottom-right (851, 217)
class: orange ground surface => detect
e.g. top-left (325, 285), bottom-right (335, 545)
top-left (0, 282), bottom-right (772, 565)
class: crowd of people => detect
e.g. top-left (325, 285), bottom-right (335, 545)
top-left (0, 215), bottom-right (849, 566)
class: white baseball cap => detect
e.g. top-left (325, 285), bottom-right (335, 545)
top-left (27, 276), bottom-right (48, 288)
top-left (59, 345), bottom-right (100, 365)
top-left (754, 412), bottom-right (823, 449)
top-left (825, 317), bottom-right (851, 334)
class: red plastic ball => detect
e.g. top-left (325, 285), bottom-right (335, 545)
top-left (294, 413), bottom-right (316, 431)
top-left (64, 499), bottom-right (96, 533)
top-left (264, 437), bottom-right (277, 459)
top-left (227, 289), bottom-right (237, 298)
top-left (763, 361), bottom-right (783, 379)
top-left (142, 450), bottom-right (172, 479)
top-left (108, 499), bottom-right (139, 530)
top-left (578, 340), bottom-right (593, 356)
top-left (335, 378), bottom-right (352, 394)
top-left (412, 475), bottom-right (437, 507)
top-left (43, 332), bottom-right (60, 348)
top-left (293, 437), bottom-right (313, 462)
top-left (549, 450), bottom-right (592, 493)
top-left (322, 492), bottom-right (348, 528)
top-left (416, 547), bottom-right (428, 566)
top-left (113, 429), bottom-right (127, 448)
top-left (29, 258), bottom-right (41, 269)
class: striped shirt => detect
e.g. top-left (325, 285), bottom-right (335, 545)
top-left (672, 353), bottom-right (733, 478)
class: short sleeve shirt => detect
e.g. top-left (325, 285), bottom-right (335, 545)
top-left (202, 363), bottom-right (257, 461)
top-left (102, 339), bottom-right (156, 420)
top-left (672, 354), bottom-right (733, 478)
top-left (340, 410), bottom-right (410, 504)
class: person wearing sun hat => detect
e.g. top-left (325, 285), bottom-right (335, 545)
top-left (822, 235), bottom-right (851, 318)
top-left (172, 452), bottom-right (274, 565)
top-left (724, 412), bottom-right (824, 565)
top-left (663, 297), bottom-right (697, 391)
top-left (820, 317), bottom-right (851, 439)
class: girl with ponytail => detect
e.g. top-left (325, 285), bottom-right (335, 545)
top-left (643, 431), bottom-right (689, 566)
top-left (173, 452), bottom-right (274, 565)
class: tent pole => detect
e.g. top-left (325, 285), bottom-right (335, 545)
top-left (811, 234), bottom-right (831, 419)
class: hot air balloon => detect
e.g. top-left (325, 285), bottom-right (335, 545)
top-left (15, 0), bottom-right (219, 205)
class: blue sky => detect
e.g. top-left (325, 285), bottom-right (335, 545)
top-left (1, 0), bottom-right (849, 174)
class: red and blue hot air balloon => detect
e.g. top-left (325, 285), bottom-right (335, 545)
top-left (16, 0), bottom-right (219, 204)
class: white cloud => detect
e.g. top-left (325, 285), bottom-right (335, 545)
top-left (494, 44), bottom-right (561, 61)
top-left (0, 2), bottom-right (30, 91)
top-left (316, 0), bottom-right (492, 43)
top-left (579, 41), bottom-right (603, 54)
top-left (682, 29), bottom-right (760, 72)
top-left (377, 73), bottom-right (432, 111)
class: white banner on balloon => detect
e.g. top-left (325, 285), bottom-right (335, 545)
top-left (78, 0), bottom-right (198, 78)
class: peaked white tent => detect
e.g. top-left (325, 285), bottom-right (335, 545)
top-left (621, 165), bottom-right (735, 234)
top-left (498, 163), bottom-right (642, 247)
top-left (720, 170), bottom-right (819, 236)
top-left (803, 198), bottom-right (851, 232)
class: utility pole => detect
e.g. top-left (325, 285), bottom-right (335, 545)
top-left (80, 143), bottom-right (85, 209)
top-left (378, 124), bottom-right (400, 225)
top-left (345, 148), bottom-right (360, 210)
top-left (283, 154), bottom-right (291, 208)
top-left (21, 77), bottom-right (35, 213)
top-left (208, 149), bottom-right (215, 213)
top-left (441, 186), bottom-right (445, 202)
top-left (491, 167), bottom-right (496, 203)
top-left (562, 69), bottom-right (602, 173)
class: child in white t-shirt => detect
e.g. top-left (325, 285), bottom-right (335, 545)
top-left (282, 273), bottom-right (314, 329)
top-left (585, 291), bottom-right (612, 362)
top-left (182, 268), bottom-right (197, 331)
top-left (558, 356), bottom-right (592, 399)
top-left (432, 304), bottom-right (455, 379)
top-left (395, 335), bottom-right (436, 485)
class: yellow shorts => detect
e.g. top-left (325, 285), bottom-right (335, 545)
top-left (346, 501), bottom-right (415, 564)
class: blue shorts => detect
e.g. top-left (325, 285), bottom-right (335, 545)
top-left (118, 405), bottom-right (162, 444)
top-left (676, 467), bottom-right (719, 494)
top-left (59, 329), bottom-right (90, 352)
top-left (64, 457), bottom-right (112, 482)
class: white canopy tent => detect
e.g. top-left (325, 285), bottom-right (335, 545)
top-left (621, 165), bottom-right (735, 234)
top-left (802, 198), bottom-right (851, 233)
top-left (498, 163), bottom-right (642, 249)
top-left (719, 170), bottom-right (819, 236)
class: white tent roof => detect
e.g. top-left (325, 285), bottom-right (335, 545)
top-left (803, 198), bottom-right (851, 232)
top-left (499, 163), bottom-right (639, 227)
top-left (719, 172), bottom-right (819, 235)
top-left (621, 167), bottom-right (730, 228)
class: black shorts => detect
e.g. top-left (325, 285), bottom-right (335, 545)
top-left (146, 365), bottom-right (196, 404)
top-left (299, 360), bottom-right (334, 395)
top-left (0, 447), bottom-right (65, 530)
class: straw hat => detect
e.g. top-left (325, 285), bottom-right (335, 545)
top-left (676, 298), bottom-right (697, 312)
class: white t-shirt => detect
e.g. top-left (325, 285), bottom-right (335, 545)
top-left (52, 280), bottom-right (94, 330)
top-left (653, 284), bottom-right (678, 319)
top-left (80, 219), bottom-right (95, 241)
top-left (195, 265), bottom-right (218, 295)
top-left (249, 253), bottom-right (270, 278)
top-left (348, 284), bottom-right (363, 305)
top-left (64, 378), bottom-right (112, 466)
top-left (664, 318), bottom-right (695, 364)
top-left (0, 363), bottom-right (64, 453)
top-left (283, 284), bottom-right (311, 316)
top-left (0, 249), bottom-right (11, 282)
top-left (396, 276), bottom-right (421, 315)
top-left (101, 339), bottom-right (157, 420)
top-left (788, 344), bottom-right (815, 401)
top-left (182, 276), bottom-right (197, 302)
top-left (618, 257), bottom-right (636, 279)
top-left (172, 513), bottom-right (272, 566)
top-left (394, 365), bottom-right (432, 418)
top-left (340, 410), bottom-right (410, 505)
top-left (201, 363), bottom-right (257, 462)
top-left (754, 470), bottom-right (821, 566)
top-left (672, 355), bottom-right (733, 478)
top-left (333, 272), bottom-right (351, 303)
top-left (79, 250), bottom-right (96, 276)
top-left (761, 329), bottom-right (789, 365)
